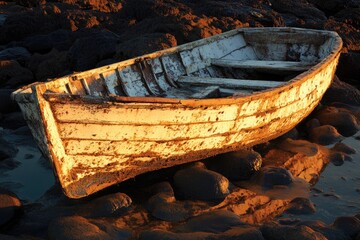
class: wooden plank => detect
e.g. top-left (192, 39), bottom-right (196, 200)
top-left (100, 70), bottom-right (121, 95)
top-left (64, 136), bottom-right (227, 157)
top-left (52, 102), bottom-right (240, 125)
top-left (211, 59), bottom-right (313, 71)
top-left (243, 31), bottom-right (326, 45)
top-left (178, 76), bottom-right (283, 90)
top-left (190, 86), bottom-right (220, 99)
top-left (148, 58), bottom-right (173, 91)
top-left (58, 121), bottom-right (235, 142)
top-left (118, 66), bottom-right (150, 96)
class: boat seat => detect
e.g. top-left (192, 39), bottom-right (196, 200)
top-left (177, 76), bottom-right (284, 90)
top-left (211, 59), bottom-right (313, 71)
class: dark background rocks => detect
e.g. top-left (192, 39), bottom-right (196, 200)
top-left (0, 0), bottom-right (359, 87)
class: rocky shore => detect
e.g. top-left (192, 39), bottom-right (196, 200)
top-left (1, 0), bottom-right (360, 239)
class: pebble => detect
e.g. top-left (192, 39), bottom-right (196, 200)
top-left (316, 109), bottom-right (359, 137)
top-left (329, 152), bottom-right (346, 166)
top-left (255, 166), bottom-right (294, 189)
top-left (78, 192), bottom-right (132, 218)
top-left (278, 138), bottom-right (318, 156)
top-left (48, 215), bottom-right (112, 240)
top-left (175, 210), bottom-right (246, 233)
top-left (331, 142), bottom-right (357, 154)
top-left (296, 220), bottom-right (350, 240)
top-left (173, 163), bottom-right (230, 201)
top-left (286, 197), bottom-right (316, 215)
top-left (205, 149), bottom-right (262, 181)
top-left (333, 216), bottom-right (360, 238)
top-left (147, 182), bottom-right (191, 222)
top-left (261, 222), bottom-right (327, 240)
top-left (0, 189), bottom-right (22, 228)
top-left (308, 125), bottom-right (343, 145)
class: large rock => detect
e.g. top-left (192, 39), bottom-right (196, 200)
top-left (0, 47), bottom-right (31, 62)
top-left (333, 216), bottom-right (360, 238)
top-left (308, 0), bottom-right (359, 15)
top-left (173, 163), bottom-right (230, 201)
top-left (61, 0), bottom-right (122, 13)
top-left (255, 166), bottom-right (294, 189)
top-left (308, 125), bottom-right (344, 145)
top-left (315, 107), bottom-right (359, 137)
top-left (206, 149), bottom-right (262, 181)
top-left (337, 52), bottom-right (360, 83)
top-left (297, 220), bottom-right (351, 240)
top-left (175, 210), bottom-right (246, 233)
top-left (67, 30), bottom-right (119, 71)
top-left (78, 192), bottom-right (132, 218)
top-left (22, 29), bottom-right (73, 53)
top-left (147, 182), bottom-right (191, 222)
top-left (261, 222), bottom-right (327, 240)
top-left (322, 76), bottom-right (360, 105)
top-left (116, 33), bottom-right (177, 60)
top-left (48, 215), bottom-right (112, 240)
top-left (269, 0), bottom-right (327, 28)
top-left (331, 142), bottom-right (357, 154)
top-left (0, 60), bottom-right (33, 88)
top-left (285, 197), bottom-right (316, 215)
top-left (28, 48), bottom-right (69, 81)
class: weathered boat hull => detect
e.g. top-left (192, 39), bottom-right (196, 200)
top-left (13, 27), bottom-right (342, 198)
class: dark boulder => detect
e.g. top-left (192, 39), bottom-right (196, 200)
top-left (116, 33), bottom-right (177, 60)
top-left (67, 30), bottom-right (119, 71)
top-left (308, 125), bottom-right (344, 145)
top-left (0, 189), bottom-right (22, 229)
top-left (206, 149), bottom-right (262, 181)
top-left (286, 197), bottom-right (316, 215)
top-left (48, 215), bottom-right (112, 240)
top-left (173, 163), bottom-right (230, 201)
top-left (175, 210), bottom-right (245, 233)
top-left (0, 60), bottom-right (33, 88)
top-left (333, 216), bottom-right (360, 238)
top-left (256, 166), bottom-right (294, 189)
top-left (316, 108), bottom-right (359, 137)
top-left (261, 222), bottom-right (327, 240)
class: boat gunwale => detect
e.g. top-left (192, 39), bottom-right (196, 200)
top-left (13, 27), bottom-right (342, 107)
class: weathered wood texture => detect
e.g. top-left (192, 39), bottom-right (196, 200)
top-left (12, 27), bottom-right (342, 198)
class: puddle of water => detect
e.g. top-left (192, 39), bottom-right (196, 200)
top-left (279, 137), bottom-right (360, 224)
top-left (0, 129), bottom-right (55, 202)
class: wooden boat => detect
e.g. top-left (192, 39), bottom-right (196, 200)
top-left (12, 27), bottom-right (342, 199)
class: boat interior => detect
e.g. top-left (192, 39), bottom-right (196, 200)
top-left (27, 28), bottom-right (337, 101)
